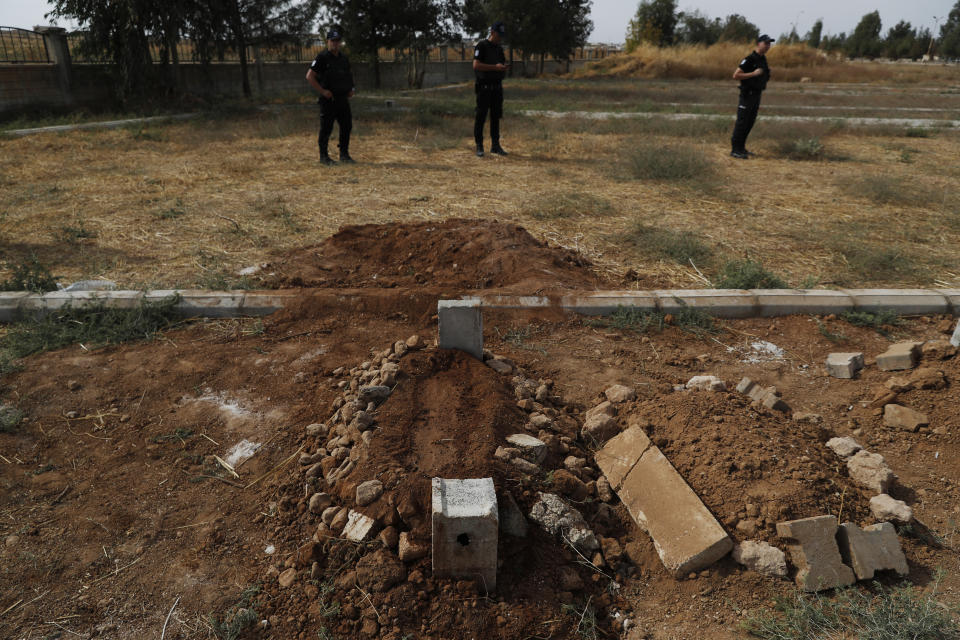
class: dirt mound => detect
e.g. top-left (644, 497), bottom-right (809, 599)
top-left (261, 218), bottom-right (604, 292)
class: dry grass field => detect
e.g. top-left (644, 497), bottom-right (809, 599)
top-left (2, 69), bottom-right (960, 292)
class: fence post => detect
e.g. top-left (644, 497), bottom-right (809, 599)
top-left (34, 26), bottom-right (73, 105)
top-left (253, 45), bottom-right (264, 95)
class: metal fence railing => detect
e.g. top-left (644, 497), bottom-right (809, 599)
top-left (0, 26), bottom-right (50, 63)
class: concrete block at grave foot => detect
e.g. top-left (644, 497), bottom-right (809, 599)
top-left (844, 289), bottom-right (949, 316)
top-left (754, 289), bottom-right (853, 317)
top-left (594, 427), bottom-right (652, 491)
top-left (432, 477), bottom-right (498, 590)
top-left (617, 446), bottom-right (732, 576)
top-left (437, 300), bottom-right (483, 360)
top-left (0, 292), bottom-right (29, 322)
top-left (177, 290), bottom-right (246, 318)
top-left (952, 318), bottom-right (960, 348)
top-left (826, 352), bottom-right (864, 379)
top-left (776, 515), bottom-right (855, 592)
top-left (876, 342), bottom-right (922, 371)
top-left (837, 522), bottom-right (908, 580)
top-left (654, 289), bottom-right (756, 319)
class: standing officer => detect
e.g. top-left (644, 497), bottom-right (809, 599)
top-left (730, 34), bottom-right (773, 159)
top-left (473, 21), bottom-right (510, 157)
top-left (306, 27), bottom-right (355, 165)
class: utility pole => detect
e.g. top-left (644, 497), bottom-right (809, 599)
top-left (926, 16), bottom-right (940, 61)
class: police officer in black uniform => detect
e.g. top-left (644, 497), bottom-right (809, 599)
top-left (473, 21), bottom-right (510, 157)
top-left (730, 34), bottom-right (773, 159)
top-left (306, 28), bottom-right (355, 165)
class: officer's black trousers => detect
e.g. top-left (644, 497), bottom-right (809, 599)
top-left (731, 91), bottom-right (761, 152)
top-left (474, 84), bottom-right (504, 147)
top-left (318, 95), bottom-right (352, 157)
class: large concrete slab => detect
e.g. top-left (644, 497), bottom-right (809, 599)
top-left (437, 299), bottom-right (483, 359)
top-left (837, 522), bottom-right (908, 580)
top-left (432, 477), bottom-right (498, 590)
top-left (560, 291), bottom-right (658, 316)
top-left (653, 289), bottom-right (755, 318)
top-left (777, 515), bottom-right (856, 591)
top-left (594, 427), bottom-right (652, 491)
top-left (754, 289), bottom-right (853, 317)
top-left (616, 445), bottom-right (732, 576)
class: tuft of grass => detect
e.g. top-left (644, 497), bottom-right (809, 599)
top-left (621, 143), bottom-right (714, 181)
top-left (0, 255), bottom-right (59, 292)
top-left (904, 127), bottom-right (932, 138)
top-left (55, 219), bottom-right (98, 245)
top-left (840, 309), bottom-right (903, 336)
top-left (742, 575), bottom-right (960, 640)
top-left (838, 245), bottom-right (921, 282)
top-left (775, 137), bottom-right (825, 160)
top-left (524, 192), bottom-right (614, 221)
top-left (842, 175), bottom-right (932, 207)
top-left (0, 405), bottom-right (25, 433)
top-left (714, 259), bottom-right (788, 289)
top-left (621, 223), bottom-right (714, 266)
top-left (0, 295), bottom-right (182, 375)
top-left (155, 198), bottom-right (186, 220)
top-left (208, 584), bottom-right (261, 640)
top-left (588, 304), bottom-right (716, 337)
top-left (816, 318), bottom-right (848, 343)
top-left (562, 600), bottom-right (599, 640)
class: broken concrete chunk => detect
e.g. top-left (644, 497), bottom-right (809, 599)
top-left (617, 445), bottom-right (732, 576)
top-left (837, 522), bottom-right (909, 580)
top-left (528, 492), bottom-right (598, 553)
top-left (594, 427), bottom-right (652, 491)
top-left (511, 457), bottom-right (540, 475)
top-left (731, 540), bottom-right (788, 577)
top-left (505, 434), bottom-right (548, 464)
top-left (825, 352), bottom-right (864, 379)
top-left (735, 377), bottom-right (756, 395)
top-left (486, 359), bottom-right (513, 374)
top-left (847, 450), bottom-right (895, 493)
top-left (876, 342), bottom-right (922, 371)
top-left (869, 494), bottom-right (913, 523)
top-left (883, 404), bottom-right (929, 432)
top-left (585, 401), bottom-right (616, 421)
top-left (494, 446), bottom-right (518, 461)
top-left (776, 515), bottom-right (856, 591)
top-left (431, 478), bottom-right (498, 589)
top-left (604, 385), bottom-right (636, 404)
top-left (342, 510), bottom-right (378, 542)
top-left (397, 532), bottom-right (429, 563)
top-left (826, 437), bottom-right (862, 459)
top-left (922, 339), bottom-right (956, 361)
top-left (686, 375), bottom-right (726, 391)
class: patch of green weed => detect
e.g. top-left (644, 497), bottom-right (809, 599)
top-left (622, 143), bottom-right (714, 181)
top-left (588, 304), bottom-right (716, 337)
top-left (714, 259), bottom-right (788, 289)
top-left (208, 584), bottom-right (261, 640)
top-left (524, 192), bottom-right (614, 220)
top-left (775, 137), bottom-right (825, 160)
top-left (621, 223), bottom-right (714, 266)
top-left (55, 219), bottom-right (98, 244)
top-left (0, 405), bottom-right (25, 432)
top-left (904, 127), bottom-right (932, 138)
top-left (838, 246), bottom-right (921, 282)
top-left (0, 255), bottom-right (59, 292)
top-left (840, 309), bottom-right (903, 336)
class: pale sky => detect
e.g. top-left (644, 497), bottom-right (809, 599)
top-left (1, 0), bottom-right (953, 45)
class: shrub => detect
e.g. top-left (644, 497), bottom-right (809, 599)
top-left (623, 143), bottom-right (713, 181)
top-left (0, 406), bottom-right (24, 432)
top-left (714, 259), bottom-right (788, 289)
top-left (622, 223), bottom-right (714, 265)
top-left (775, 137), bottom-right (825, 160)
top-left (525, 192), bottom-right (614, 220)
top-left (0, 255), bottom-right (59, 292)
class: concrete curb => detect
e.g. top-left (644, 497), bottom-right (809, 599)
top-left (1, 288), bottom-right (958, 324)
top-left (4, 113), bottom-right (199, 137)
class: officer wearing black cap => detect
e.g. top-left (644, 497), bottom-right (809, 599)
top-left (306, 27), bottom-right (355, 165)
top-left (730, 34), bottom-right (773, 159)
top-left (473, 21), bottom-right (510, 157)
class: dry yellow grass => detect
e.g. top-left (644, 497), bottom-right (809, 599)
top-left (1, 87), bottom-right (959, 291)
top-left (576, 42), bottom-right (960, 84)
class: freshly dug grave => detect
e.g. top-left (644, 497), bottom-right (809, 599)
top-left (260, 218), bottom-right (605, 292)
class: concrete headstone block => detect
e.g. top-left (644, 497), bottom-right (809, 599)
top-left (951, 318), bottom-right (960, 348)
top-left (437, 300), bottom-right (483, 360)
top-left (837, 522), bottom-right (909, 580)
top-left (432, 477), bottom-right (498, 590)
top-left (825, 352), bottom-right (864, 379)
top-left (776, 515), bottom-right (855, 591)
top-left (876, 342), bottom-right (922, 371)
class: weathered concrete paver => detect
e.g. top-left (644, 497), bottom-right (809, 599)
top-left (777, 515), bottom-right (856, 591)
top-left (837, 522), bottom-right (909, 580)
top-left (600, 429), bottom-right (732, 576)
top-left (847, 450), bottom-right (895, 493)
top-left (883, 404), bottom-right (929, 432)
top-left (877, 342), bottom-right (922, 371)
top-left (826, 352), bottom-right (864, 379)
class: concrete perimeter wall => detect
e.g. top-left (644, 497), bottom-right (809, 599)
top-left (1, 58), bottom-right (586, 116)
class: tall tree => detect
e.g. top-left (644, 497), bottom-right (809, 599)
top-left (322, 0), bottom-right (405, 88)
top-left (846, 10), bottom-right (883, 58)
top-left (625, 0), bottom-right (677, 51)
top-left (716, 14), bottom-right (758, 43)
top-left (940, 1), bottom-right (960, 59)
top-left (675, 10), bottom-right (720, 45)
top-left (394, 0), bottom-right (462, 88)
top-left (883, 20), bottom-right (918, 59)
top-left (805, 19), bottom-right (823, 48)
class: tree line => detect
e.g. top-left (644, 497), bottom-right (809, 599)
top-left (48, 0), bottom-right (592, 102)
top-left (626, 0), bottom-right (960, 61)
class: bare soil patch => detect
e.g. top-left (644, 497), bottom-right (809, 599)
top-left (2, 219), bottom-right (959, 639)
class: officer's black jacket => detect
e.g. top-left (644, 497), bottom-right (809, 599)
top-left (310, 50), bottom-right (354, 97)
top-left (738, 51), bottom-right (770, 94)
top-left (474, 39), bottom-right (506, 82)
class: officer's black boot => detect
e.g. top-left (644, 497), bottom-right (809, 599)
top-left (490, 142), bottom-right (508, 156)
top-left (476, 144), bottom-right (484, 158)
top-left (319, 147), bottom-right (336, 165)
top-left (339, 150), bottom-right (355, 164)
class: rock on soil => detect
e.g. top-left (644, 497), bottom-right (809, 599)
top-left (529, 492), bottom-right (599, 552)
top-left (356, 549), bottom-right (406, 592)
top-left (731, 541), bottom-right (788, 577)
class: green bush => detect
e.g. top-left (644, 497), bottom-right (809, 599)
top-left (775, 137), bottom-right (825, 160)
top-left (0, 405), bottom-right (24, 433)
top-left (743, 577), bottom-right (960, 640)
top-left (622, 223), bottom-right (714, 265)
top-left (714, 259), bottom-right (788, 289)
top-left (588, 304), bottom-right (716, 337)
top-left (623, 144), bottom-right (713, 181)
top-left (0, 255), bottom-right (59, 292)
